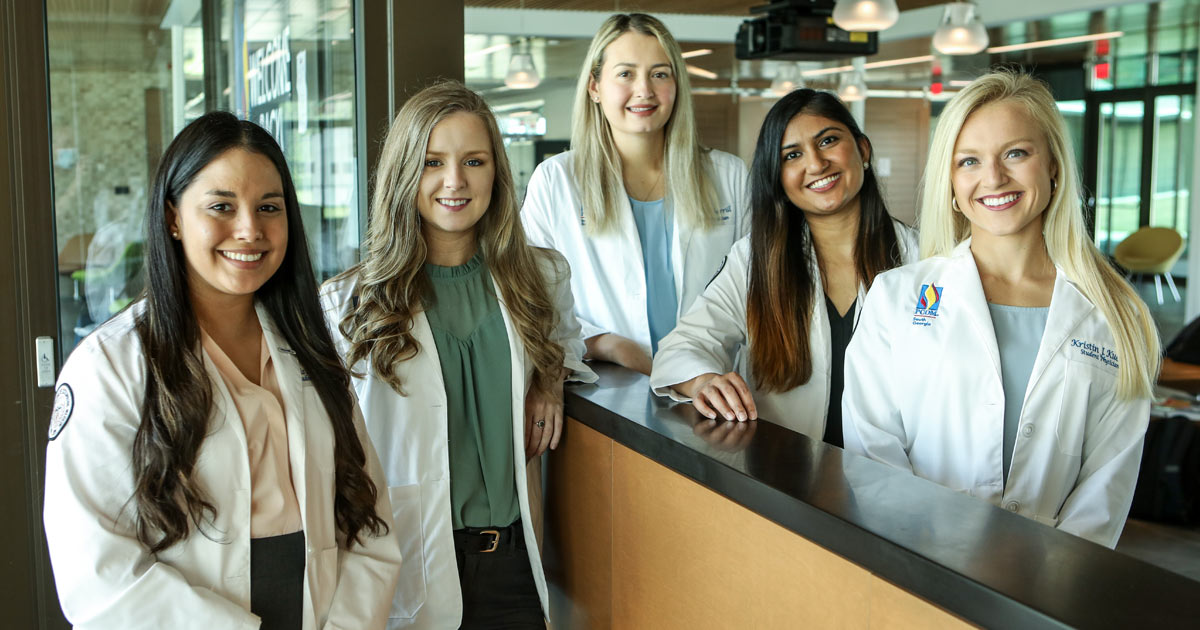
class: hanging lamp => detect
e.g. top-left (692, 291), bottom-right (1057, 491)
top-left (932, 2), bottom-right (989, 55)
top-left (505, 38), bottom-right (541, 89)
top-left (838, 69), bottom-right (867, 102)
top-left (770, 63), bottom-right (803, 96)
top-left (832, 0), bottom-right (900, 32)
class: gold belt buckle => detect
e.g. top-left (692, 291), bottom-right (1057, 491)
top-left (480, 529), bottom-right (500, 553)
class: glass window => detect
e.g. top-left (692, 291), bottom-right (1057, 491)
top-left (1094, 101), bottom-right (1144, 256)
top-left (48, 0), bottom-right (362, 361)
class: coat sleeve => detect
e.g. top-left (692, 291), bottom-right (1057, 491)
top-left (541, 250), bottom-right (598, 384)
top-left (322, 400), bottom-right (404, 630)
top-left (42, 344), bottom-right (261, 630)
top-left (1053, 393), bottom-right (1150, 548)
top-left (649, 240), bottom-right (748, 402)
top-left (841, 276), bottom-right (916, 474)
top-left (520, 160), bottom-right (608, 342)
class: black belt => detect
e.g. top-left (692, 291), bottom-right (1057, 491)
top-left (453, 521), bottom-right (525, 554)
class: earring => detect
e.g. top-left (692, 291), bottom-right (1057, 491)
top-left (592, 97), bottom-right (599, 103)
top-left (952, 198), bottom-right (959, 211)
top-left (171, 230), bottom-right (179, 239)
top-left (1050, 178), bottom-right (1057, 194)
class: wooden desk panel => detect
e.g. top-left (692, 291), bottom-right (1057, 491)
top-left (548, 417), bottom-right (972, 629)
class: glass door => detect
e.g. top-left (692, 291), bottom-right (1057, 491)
top-left (1093, 100), bottom-right (1145, 256)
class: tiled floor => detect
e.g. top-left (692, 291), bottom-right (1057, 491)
top-left (1116, 518), bottom-right (1200, 582)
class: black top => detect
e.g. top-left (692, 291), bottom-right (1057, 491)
top-left (564, 364), bottom-right (1200, 630)
top-left (823, 296), bottom-right (856, 448)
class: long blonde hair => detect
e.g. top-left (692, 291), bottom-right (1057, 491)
top-left (919, 70), bottom-right (1160, 399)
top-left (570, 13), bottom-right (718, 234)
top-left (335, 81), bottom-right (565, 396)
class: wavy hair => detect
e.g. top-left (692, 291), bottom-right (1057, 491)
top-left (747, 89), bottom-right (901, 392)
top-left (335, 81), bottom-right (565, 397)
top-left (135, 111), bottom-right (386, 553)
top-left (570, 12), bottom-right (719, 233)
top-left (918, 70), bottom-right (1159, 399)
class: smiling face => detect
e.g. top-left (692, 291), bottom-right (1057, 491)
top-left (169, 147), bottom-right (288, 307)
top-left (588, 31), bottom-right (677, 142)
top-left (778, 112), bottom-right (871, 218)
top-left (951, 99), bottom-right (1057, 244)
top-left (416, 111), bottom-right (495, 244)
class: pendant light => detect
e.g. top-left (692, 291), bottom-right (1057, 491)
top-left (932, 2), bottom-right (989, 56)
top-left (838, 69), bottom-right (867, 102)
top-left (770, 63), bottom-right (803, 96)
top-left (505, 38), bottom-right (540, 89)
top-left (832, 0), bottom-right (900, 32)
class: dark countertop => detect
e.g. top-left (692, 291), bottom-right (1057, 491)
top-left (565, 363), bottom-right (1200, 630)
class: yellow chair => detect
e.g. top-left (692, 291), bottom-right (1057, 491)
top-left (1113, 226), bottom-right (1185, 305)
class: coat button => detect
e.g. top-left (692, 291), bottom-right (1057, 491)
top-left (1022, 424), bottom-right (1034, 437)
top-left (1005, 501), bottom-right (1020, 512)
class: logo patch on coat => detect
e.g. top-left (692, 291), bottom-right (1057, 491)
top-left (49, 383), bottom-right (73, 440)
top-left (912, 283), bottom-right (943, 327)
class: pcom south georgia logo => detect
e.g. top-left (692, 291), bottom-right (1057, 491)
top-left (912, 283), bottom-right (943, 327)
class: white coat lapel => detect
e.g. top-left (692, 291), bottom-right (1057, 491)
top-left (257, 306), bottom-right (309, 513)
top-left (199, 346), bottom-right (251, 491)
top-left (616, 194), bottom-right (646, 278)
top-left (1024, 270), bottom-right (1092, 402)
top-left (952, 240), bottom-right (1002, 383)
top-left (671, 196), bottom-right (692, 314)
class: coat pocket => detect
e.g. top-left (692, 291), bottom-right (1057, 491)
top-left (1056, 358), bottom-right (1119, 457)
top-left (388, 484), bottom-right (428, 620)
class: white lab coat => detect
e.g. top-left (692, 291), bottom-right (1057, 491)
top-left (842, 239), bottom-right (1151, 548)
top-left (319, 251), bottom-right (595, 629)
top-left (650, 221), bottom-right (918, 438)
top-left (521, 149), bottom-right (750, 356)
top-left (43, 302), bottom-right (403, 630)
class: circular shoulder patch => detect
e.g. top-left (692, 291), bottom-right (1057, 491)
top-left (49, 384), bottom-right (73, 441)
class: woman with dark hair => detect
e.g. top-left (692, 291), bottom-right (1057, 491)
top-left (43, 111), bottom-right (402, 629)
top-left (651, 89), bottom-right (917, 443)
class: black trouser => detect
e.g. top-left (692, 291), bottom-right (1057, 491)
top-left (250, 530), bottom-right (305, 630)
top-left (453, 521), bottom-right (544, 629)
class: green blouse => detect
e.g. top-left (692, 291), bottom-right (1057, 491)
top-left (424, 253), bottom-right (518, 530)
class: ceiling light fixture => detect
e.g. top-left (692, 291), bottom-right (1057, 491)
top-left (987, 31), bottom-right (1123, 54)
top-left (801, 54), bottom-right (934, 78)
top-left (770, 63), bottom-right (803, 96)
top-left (682, 49), bottom-right (713, 59)
top-left (933, 2), bottom-right (989, 56)
top-left (466, 42), bottom-right (512, 62)
top-left (838, 70), bottom-right (868, 102)
top-left (687, 64), bottom-right (718, 80)
top-left (505, 38), bottom-right (540, 89)
top-left (832, 0), bottom-right (900, 32)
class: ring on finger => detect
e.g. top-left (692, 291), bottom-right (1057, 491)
top-left (536, 420), bottom-right (546, 428)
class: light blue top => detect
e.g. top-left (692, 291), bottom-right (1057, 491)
top-left (629, 196), bottom-right (678, 354)
top-left (989, 303), bottom-right (1050, 487)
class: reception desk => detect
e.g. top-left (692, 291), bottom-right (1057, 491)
top-left (542, 364), bottom-right (1200, 629)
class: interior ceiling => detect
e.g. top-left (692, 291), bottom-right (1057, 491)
top-left (46, 0), bottom-right (172, 71)
top-left (463, 0), bottom-right (949, 14)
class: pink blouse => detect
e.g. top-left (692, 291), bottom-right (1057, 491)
top-left (201, 330), bottom-right (303, 538)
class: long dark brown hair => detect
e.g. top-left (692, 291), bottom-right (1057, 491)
top-left (134, 111), bottom-right (386, 553)
top-left (746, 89), bottom-right (901, 392)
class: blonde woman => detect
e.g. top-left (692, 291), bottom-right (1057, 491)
top-left (521, 12), bottom-right (749, 375)
top-left (321, 82), bottom-right (594, 628)
top-left (842, 71), bottom-right (1159, 548)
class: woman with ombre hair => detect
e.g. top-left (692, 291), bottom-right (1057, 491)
top-left (321, 81), bottom-right (594, 628)
top-left (843, 71), bottom-right (1160, 547)
top-left (651, 88), bottom-right (917, 443)
top-left (522, 12), bottom-right (750, 375)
